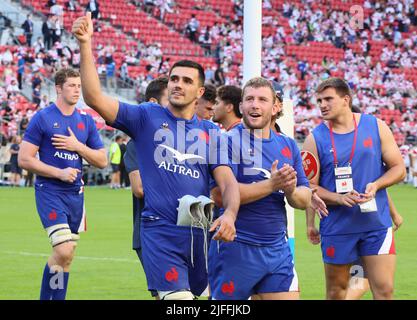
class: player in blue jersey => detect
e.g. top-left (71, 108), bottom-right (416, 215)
top-left (123, 76), bottom-right (168, 299)
top-left (209, 77), bottom-right (312, 300)
top-left (212, 85), bottom-right (242, 132)
top-left (73, 13), bottom-right (240, 300)
top-left (303, 78), bottom-right (406, 300)
top-left (18, 68), bottom-right (107, 300)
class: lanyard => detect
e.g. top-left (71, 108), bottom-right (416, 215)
top-left (329, 115), bottom-right (358, 167)
top-left (226, 120), bottom-right (241, 132)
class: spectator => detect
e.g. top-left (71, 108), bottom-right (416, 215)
top-left (50, 2), bottom-right (64, 25)
top-left (0, 12), bottom-right (7, 40)
top-left (199, 26), bottom-right (212, 56)
top-left (186, 14), bottom-right (200, 42)
top-left (86, 0), bottom-right (100, 20)
top-left (0, 23), bottom-right (13, 46)
top-left (6, 79), bottom-right (20, 95)
top-left (143, 0), bottom-right (156, 14)
top-left (119, 60), bottom-right (128, 83)
top-left (21, 14), bottom-right (34, 47)
top-left (156, 0), bottom-right (174, 20)
top-left (47, 0), bottom-right (57, 7)
top-left (119, 136), bottom-right (129, 188)
top-left (33, 37), bottom-right (45, 54)
top-left (9, 135), bottom-right (22, 187)
top-left (17, 54), bottom-right (25, 90)
top-left (19, 116), bottom-right (29, 134)
top-left (51, 16), bottom-right (63, 44)
top-left (233, 0), bottom-right (243, 20)
top-left (71, 48), bottom-right (80, 68)
top-left (32, 72), bottom-right (42, 91)
top-left (109, 135), bottom-right (122, 189)
top-left (105, 59), bottom-right (117, 92)
top-left (65, 0), bottom-right (77, 11)
top-left (1, 47), bottom-right (13, 65)
top-left (42, 16), bottom-right (53, 50)
top-left (32, 84), bottom-right (41, 106)
top-left (214, 65), bottom-right (225, 86)
top-left (39, 95), bottom-right (50, 109)
top-left (205, 66), bottom-right (216, 85)
top-left (297, 60), bottom-right (308, 80)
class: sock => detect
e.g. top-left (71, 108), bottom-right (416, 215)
top-left (40, 263), bottom-right (53, 300)
top-left (51, 271), bottom-right (69, 300)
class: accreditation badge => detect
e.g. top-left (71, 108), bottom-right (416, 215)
top-left (359, 198), bottom-right (378, 213)
top-left (335, 166), bottom-right (353, 193)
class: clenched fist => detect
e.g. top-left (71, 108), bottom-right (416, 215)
top-left (72, 11), bottom-right (94, 43)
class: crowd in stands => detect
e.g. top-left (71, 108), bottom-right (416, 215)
top-left (133, 0), bottom-right (416, 145)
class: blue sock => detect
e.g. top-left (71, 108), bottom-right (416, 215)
top-left (51, 271), bottom-right (69, 300)
top-left (40, 263), bottom-right (53, 300)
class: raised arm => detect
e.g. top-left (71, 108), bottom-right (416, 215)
top-left (72, 12), bottom-right (119, 123)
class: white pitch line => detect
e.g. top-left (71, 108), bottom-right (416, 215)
top-left (1, 251), bottom-right (139, 264)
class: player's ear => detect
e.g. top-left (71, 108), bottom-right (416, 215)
top-left (272, 99), bottom-right (279, 117)
top-left (197, 86), bottom-right (205, 100)
top-left (239, 102), bottom-right (243, 115)
top-left (226, 103), bottom-right (233, 114)
top-left (344, 95), bottom-right (350, 108)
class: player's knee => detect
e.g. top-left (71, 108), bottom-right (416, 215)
top-left (327, 283), bottom-right (348, 300)
top-left (159, 290), bottom-right (195, 300)
top-left (53, 242), bottom-right (76, 267)
top-left (372, 282), bottom-right (394, 299)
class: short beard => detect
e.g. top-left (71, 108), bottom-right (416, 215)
top-left (242, 115), bottom-right (270, 130)
top-left (168, 97), bottom-right (196, 110)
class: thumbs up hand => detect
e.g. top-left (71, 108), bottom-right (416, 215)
top-left (72, 11), bottom-right (94, 43)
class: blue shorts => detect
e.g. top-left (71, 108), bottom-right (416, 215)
top-left (140, 221), bottom-right (208, 296)
top-left (321, 227), bottom-right (395, 265)
top-left (35, 184), bottom-right (86, 234)
top-left (208, 237), bottom-right (299, 300)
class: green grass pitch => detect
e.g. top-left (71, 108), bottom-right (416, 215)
top-left (0, 184), bottom-right (415, 299)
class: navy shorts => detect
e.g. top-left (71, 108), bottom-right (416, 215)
top-left (10, 162), bottom-right (22, 174)
top-left (140, 221), bottom-right (208, 296)
top-left (208, 236), bottom-right (299, 300)
top-left (111, 164), bottom-right (120, 173)
top-left (321, 227), bottom-right (395, 265)
top-left (35, 184), bottom-right (86, 234)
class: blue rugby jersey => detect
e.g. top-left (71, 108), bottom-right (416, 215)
top-left (219, 124), bottom-right (309, 246)
top-left (312, 114), bottom-right (391, 236)
top-left (111, 101), bottom-right (226, 225)
top-left (23, 103), bottom-right (104, 192)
